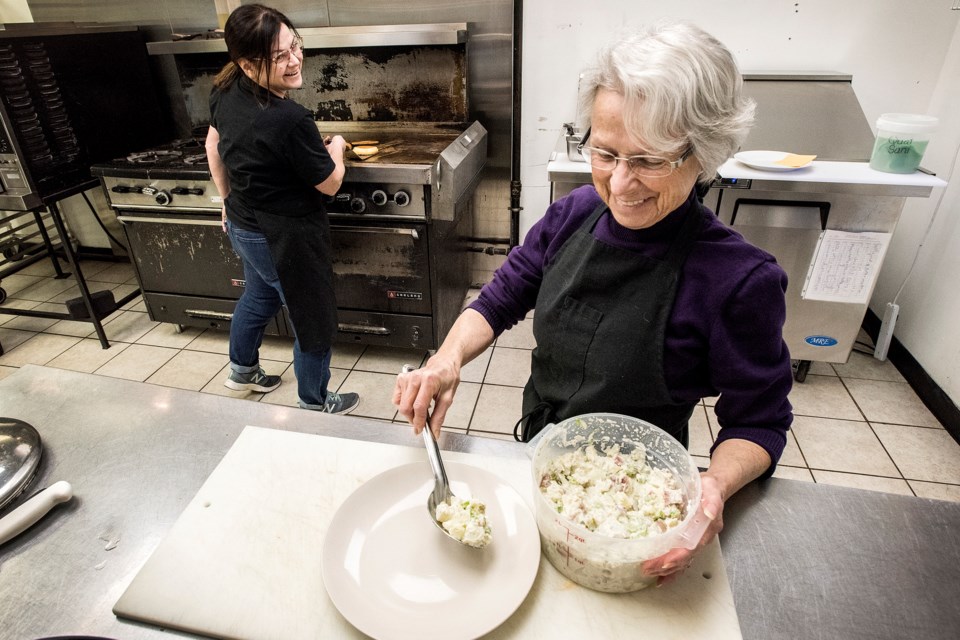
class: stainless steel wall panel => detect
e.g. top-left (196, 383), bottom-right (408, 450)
top-left (27, 0), bottom-right (215, 31)
top-left (328, 0), bottom-right (494, 28)
top-left (742, 75), bottom-right (876, 162)
top-left (327, 0), bottom-right (513, 167)
top-left (252, 0), bottom-right (331, 28)
top-left (174, 46), bottom-right (467, 128)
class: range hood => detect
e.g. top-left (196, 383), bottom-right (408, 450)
top-left (146, 22), bottom-right (467, 55)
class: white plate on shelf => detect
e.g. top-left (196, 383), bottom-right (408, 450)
top-left (734, 150), bottom-right (814, 172)
top-left (322, 462), bottom-right (540, 640)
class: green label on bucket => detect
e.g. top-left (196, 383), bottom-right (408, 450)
top-left (870, 136), bottom-right (928, 173)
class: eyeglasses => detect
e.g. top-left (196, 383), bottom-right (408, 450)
top-left (271, 36), bottom-right (303, 65)
top-left (578, 129), bottom-right (691, 178)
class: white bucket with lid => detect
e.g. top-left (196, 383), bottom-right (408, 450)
top-left (869, 113), bottom-right (938, 174)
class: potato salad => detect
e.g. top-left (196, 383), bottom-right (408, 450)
top-left (435, 498), bottom-right (492, 548)
top-left (539, 442), bottom-right (685, 538)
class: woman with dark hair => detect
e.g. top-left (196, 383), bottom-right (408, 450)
top-left (205, 4), bottom-right (359, 414)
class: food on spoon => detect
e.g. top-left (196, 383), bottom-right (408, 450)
top-left (435, 497), bottom-right (492, 548)
top-left (539, 442), bottom-right (685, 539)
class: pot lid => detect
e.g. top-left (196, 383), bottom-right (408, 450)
top-left (0, 417), bottom-right (42, 510)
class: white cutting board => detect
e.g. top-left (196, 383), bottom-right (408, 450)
top-left (114, 426), bottom-right (741, 639)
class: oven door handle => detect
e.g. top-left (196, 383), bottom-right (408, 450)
top-left (330, 225), bottom-right (419, 240)
top-left (337, 323), bottom-right (391, 336)
top-left (185, 309), bottom-right (233, 321)
top-left (116, 215), bottom-right (221, 226)
top-left (114, 203), bottom-right (221, 214)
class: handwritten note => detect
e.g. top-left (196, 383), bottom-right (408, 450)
top-left (802, 230), bottom-right (892, 304)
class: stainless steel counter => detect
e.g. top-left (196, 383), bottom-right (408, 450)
top-left (1, 365), bottom-right (958, 640)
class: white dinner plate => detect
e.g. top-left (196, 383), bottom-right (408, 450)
top-left (322, 462), bottom-right (540, 640)
top-left (734, 150), bottom-right (813, 171)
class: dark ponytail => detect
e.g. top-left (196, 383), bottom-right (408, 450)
top-left (212, 61), bottom-right (242, 90)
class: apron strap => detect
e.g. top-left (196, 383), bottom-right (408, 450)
top-left (513, 401), bottom-right (554, 442)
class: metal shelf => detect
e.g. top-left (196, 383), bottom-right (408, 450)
top-left (146, 22), bottom-right (467, 55)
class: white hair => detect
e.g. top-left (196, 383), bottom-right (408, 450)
top-left (578, 20), bottom-right (755, 183)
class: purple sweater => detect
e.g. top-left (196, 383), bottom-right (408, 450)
top-left (470, 185), bottom-right (793, 473)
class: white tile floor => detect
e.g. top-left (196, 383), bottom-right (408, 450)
top-left (3, 256), bottom-right (960, 502)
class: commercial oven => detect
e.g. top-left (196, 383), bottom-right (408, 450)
top-left (91, 122), bottom-right (487, 349)
top-left (88, 22), bottom-right (490, 350)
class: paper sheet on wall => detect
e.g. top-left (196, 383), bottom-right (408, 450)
top-left (801, 230), bottom-right (892, 304)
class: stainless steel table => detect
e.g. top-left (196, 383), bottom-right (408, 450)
top-left (1, 365), bottom-right (958, 640)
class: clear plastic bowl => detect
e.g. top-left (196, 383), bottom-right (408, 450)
top-left (530, 413), bottom-right (703, 593)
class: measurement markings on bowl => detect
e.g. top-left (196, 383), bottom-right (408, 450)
top-left (555, 520), bottom-right (587, 567)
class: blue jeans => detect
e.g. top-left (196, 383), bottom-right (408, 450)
top-left (226, 221), bottom-right (332, 407)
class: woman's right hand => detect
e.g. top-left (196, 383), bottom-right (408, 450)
top-left (323, 134), bottom-right (347, 159)
top-left (393, 354), bottom-right (461, 439)
top-left (393, 308), bottom-right (497, 438)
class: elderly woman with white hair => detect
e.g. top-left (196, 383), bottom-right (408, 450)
top-left (394, 21), bottom-right (793, 584)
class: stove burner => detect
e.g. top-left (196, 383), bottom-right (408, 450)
top-left (183, 153), bottom-right (207, 165)
top-left (127, 149), bottom-right (182, 164)
top-left (170, 137), bottom-right (205, 150)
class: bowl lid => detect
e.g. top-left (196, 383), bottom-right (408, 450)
top-left (876, 113), bottom-right (939, 134)
top-left (0, 417), bottom-right (42, 510)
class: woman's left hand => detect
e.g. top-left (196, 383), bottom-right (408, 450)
top-left (640, 472), bottom-right (725, 587)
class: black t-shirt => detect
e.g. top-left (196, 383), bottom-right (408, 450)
top-left (209, 76), bottom-right (335, 231)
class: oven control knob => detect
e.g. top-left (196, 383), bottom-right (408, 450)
top-left (154, 190), bottom-right (171, 206)
top-left (350, 197), bottom-right (366, 213)
top-left (393, 190), bottom-right (411, 207)
top-left (370, 190), bottom-right (388, 206)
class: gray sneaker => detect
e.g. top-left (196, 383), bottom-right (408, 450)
top-left (323, 391), bottom-right (360, 415)
top-left (224, 367), bottom-right (281, 393)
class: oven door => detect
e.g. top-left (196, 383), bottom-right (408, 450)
top-left (114, 208), bottom-right (267, 332)
top-left (330, 221), bottom-right (432, 315)
top-left (116, 209), bottom-right (244, 299)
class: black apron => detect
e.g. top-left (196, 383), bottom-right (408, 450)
top-left (516, 200), bottom-right (703, 446)
top-left (253, 208), bottom-right (337, 354)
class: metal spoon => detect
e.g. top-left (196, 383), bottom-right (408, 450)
top-left (400, 365), bottom-right (472, 546)
top-left (423, 413), bottom-right (464, 541)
